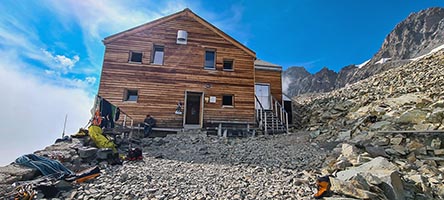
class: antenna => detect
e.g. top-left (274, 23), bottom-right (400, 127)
top-left (62, 114), bottom-right (68, 138)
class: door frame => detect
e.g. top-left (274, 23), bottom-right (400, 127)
top-left (183, 91), bottom-right (204, 129)
top-left (255, 83), bottom-right (271, 110)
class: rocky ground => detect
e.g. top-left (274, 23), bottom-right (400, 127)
top-left (0, 131), bottom-right (333, 199)
top-left (65, 132), bottom-right (328, 200)
top-left (291, 50), bottom-right (444, 199)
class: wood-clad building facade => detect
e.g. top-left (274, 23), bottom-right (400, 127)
top-left (98, 9), bottom-right (283, 129)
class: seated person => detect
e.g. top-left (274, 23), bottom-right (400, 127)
top-left (144, 114), bottom-right (156, 137)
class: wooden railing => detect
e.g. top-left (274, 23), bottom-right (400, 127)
top-left (255, 95), bottom-right (289, 134)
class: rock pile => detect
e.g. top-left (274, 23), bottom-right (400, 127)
top-left (298, 50), bottom-right (444, 139)
top-left (295, 50), bottom-right (444, 198)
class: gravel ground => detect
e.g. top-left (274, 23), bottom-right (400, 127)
top-left (66, 132), bottom-right (328, 199)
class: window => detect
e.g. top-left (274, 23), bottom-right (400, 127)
top-left (223, 59), bottom-right (234, 71)
top-left (124, 89), bottom-right (138, 102)
top-left (152, 45), bottom-right (164, 65)
top-left (222, 95), bottom-right (234, 107)
top-left (129, 51), bottom-right (142, 63)
top-left (204, 50), bottom-right (215, 69)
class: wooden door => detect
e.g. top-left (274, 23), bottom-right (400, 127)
top-left (185, 92), bottom-right (202, 125)
top-left (255, 84), bottom-right (271, 109)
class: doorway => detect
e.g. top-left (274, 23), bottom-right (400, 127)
top-left (255, 84), bottom-right (271, 110)
top-left (184, 92), bottom-right (203, 128)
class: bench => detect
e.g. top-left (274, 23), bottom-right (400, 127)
top-left (208, 120), bottom-right (256, 137)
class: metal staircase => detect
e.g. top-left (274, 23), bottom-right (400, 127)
top-left (255, 95), bottom-right (289, 134)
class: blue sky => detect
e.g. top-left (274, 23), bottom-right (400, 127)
top-left (0, 0), bottom-right (443, 165)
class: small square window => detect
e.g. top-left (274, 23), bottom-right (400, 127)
top-left (223, 59), bottom-right (233, 71)
top-left (129, 51), bottom-right (142, 63)
top-left (204, 50), bottom-right (215, 69)
top-left (152, 45), bottom-right (164, 65)
top-left (222, 95), bottom-right (234, 107)
top-left (124, 89), bottom-right (138, 102)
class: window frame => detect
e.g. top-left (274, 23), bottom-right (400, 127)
top-left (223, 59), bottom-right (234, 71)
top-left (152, 45), bottom-right (165, 65)
top-left (222, 94), bottom-right (234, 108)
top-left (128, 51), bottom-right (143, 63)
top-left (204, 49), bottom-right (216, 70)
top-left (123, 89), bottom-right (139, 102)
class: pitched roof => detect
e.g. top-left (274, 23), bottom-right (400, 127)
top-left (103, 8), bottom-right (255, 57)
top-left (254, 59), bottom-right (282, 71)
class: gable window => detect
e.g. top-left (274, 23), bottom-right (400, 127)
top-left (223, 59), bottom-right (234, 71)
top-left (129, 51), bottom-right (142, 63)
top-left (152, 45), bottom-right (164, 65)
top-left (124, 89), bottom-right (138, 102)
top-left (204, 50), bottom-right (216, 69)
top-left (222, 95), bottom-right (234, 107)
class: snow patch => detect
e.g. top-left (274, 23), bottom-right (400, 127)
top-left (357, 59), bottom-right (370, 68)
top-left (375, 57), bottom-right (392, 64)
top-left (410, 44), bottom-right (444, 61)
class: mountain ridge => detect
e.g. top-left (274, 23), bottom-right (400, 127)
top-left (284, 7), bottom-right (444, 97)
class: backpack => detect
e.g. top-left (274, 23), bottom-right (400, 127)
top-left (126, 148), bottom-right (143, 161)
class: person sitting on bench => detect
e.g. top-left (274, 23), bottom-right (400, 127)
top-left (144, 114), bottom-right (156, 137)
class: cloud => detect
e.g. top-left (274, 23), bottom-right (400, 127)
top-left (282, 75), bottom-right (293, 94)
top-left (0, 58), bottom-right (93, 166)
top-left (85, 77), bottom-right (97, 85)
top-left (44, 0), bottom-right (164, 65)
top-left (42, 49), bottom-right (80, 73)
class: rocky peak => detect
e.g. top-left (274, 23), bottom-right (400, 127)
top-left (284, 7), bottom-right (444, 97)
top-left (368, 7), bottom-right (444, 65)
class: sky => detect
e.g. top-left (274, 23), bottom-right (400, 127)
top-left (1, 0), bottom-right (443, 166)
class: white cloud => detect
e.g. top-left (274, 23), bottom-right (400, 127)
top-left (282, 75), bottom-right (292, 94)
top-left (85, 77), bottom-right (97, 85)
top-left (42, 49), bottom-right (80, 73)
top-left (0, 59), bottom-right (93, 166)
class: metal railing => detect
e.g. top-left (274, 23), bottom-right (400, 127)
top-left (255, 95), bottom-right (288, 134)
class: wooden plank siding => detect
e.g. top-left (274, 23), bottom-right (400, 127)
top-left (98, 14), bottom-right (256, 127)
top-left (254, 69), bottom-right (283, 103)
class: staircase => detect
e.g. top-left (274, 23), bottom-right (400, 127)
top-left (255, 95), bottom-right (289, 134)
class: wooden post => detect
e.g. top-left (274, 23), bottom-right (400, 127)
top-left (123, 115), bottom-right (127, 127)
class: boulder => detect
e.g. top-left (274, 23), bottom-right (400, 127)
top-left (96, 148), bottom-right (114, 160)
top-left (390, 137), bottom-right (403, 145)
top-left (78, 147), bottom-right (98, 159)
top-left (391, 145), bottom-right (408, 156)
top-left (397, 109), bottom-right (428, 124)
top-left (341, 143), bottom-right (359, 158)
top-left (336, 157), bottom-right (404, 200)
top-left (365, 146), bottom-right (389, 158)
top-left (0, 164), bottom-right (37, 184)
top-left (310, 130), bottom-right (321, 139)
top-left (336, 130), bottom-right (351, 141)
top-left (329, 177), bottom-right (380, 199)
top-left (407, 175), bottom-right (432, 197)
